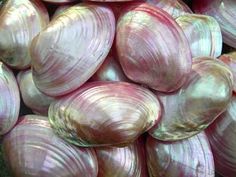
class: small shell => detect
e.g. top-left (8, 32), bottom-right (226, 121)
top-left (176, 14), bottom-right (222, 58)
top-left (17, 69), bottom-right (56, 116)
top-left (116, 3), bottom-right (192, 93)
top-left (3, 115), bottom-right (98, 177)
top-left (219, 52), bottom-right (236, 92)
top-left (90, 52), bottom-right (129, 82)
top-left (206, 95), bottom-right (236, 177)
top-left (31, 3), bottom-right (115, 96)
top-left (49, 82), bottom-right (161, 147)
top-left (193, 0), bottom-right (236, 48)
top-left (0, 0), bottom-right (49, 69)
top-left (149, 57), bottom-right (233, 141)
top-left (95, 137), bottom-right (148, 177)
top-left (146, 133), bottom-right (215, 177)
top-left (146, 0), bottom-right (192, 18)
top-left (0, 62), bottom-right (20, 135)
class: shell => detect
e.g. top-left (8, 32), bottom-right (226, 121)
top-left (3, 115), bottom-right (98, 177)
top-left (206, 95), bottom-right (236, 177)
top-left (146, 0), bottom-right (192, 18)
top-left (95, 137), bottom-right (148, 177)
top-left (219, 52), bottom-right (236, 92)
top-left (0, 62), bottom-right (20, 135)
top-left (116, 3), bottom-right (192, 93)
top-left (31, 3), bottom-right (115, 96)
top-left (0, 0), bottom-right (49, 69)
top-left (17, 69), bottom-right (56, 116)
top-left (193, 0), bottom-right (236, 48)
top-left (176, 14), bottom-right (222, 58)
top-left (146, 133), bottom-right (215, 177)
top-left (90, 52), bottom-right (129, 82)
top-left (149, 57), bottom-right (233, 141)
top-left (49, 81), bottom-right (161, 147)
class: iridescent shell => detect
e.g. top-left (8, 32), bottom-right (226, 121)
top-left (149, 57), bottom-right (233, 141)
top-left (17, 69), bottom-right (56, 116)
top-left (0, 62), bottom-right (20, 135)
top-left (193, 0), bottom-right (236, 48)
top-left (3, 115), bottom-right (98, 177)
top-left (95, 138), bottom-right (148, 177)
top-left (49, 82), bottom-right (161, 147)
top-left (116, 3), bottom-right (192, 93)
top-left (176, 14), bottom-right (222, 58)
top-left (146, 133), bottom-right (215, 177)
top-left (0, 0), bottom-right (49, 69)
top-left (146, 0), bottom-right (192, 18)
top-left (31, 3), bottom-right (115, 96)
top-left (206, 95), bottom-right (236, 177)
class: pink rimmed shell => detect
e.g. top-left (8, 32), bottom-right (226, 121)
top-left (116, 3), bottom-right (192, 93)
top-left (49, 81), bottom-right (161, 147)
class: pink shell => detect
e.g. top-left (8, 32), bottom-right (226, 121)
top-left (193, 0), bottom-right (236, 48)
top-left (95, 137), bottom-right (148, 177)
top-left (146, 0), bottom-right (192, 18)
top-left (206, 95), bottom-right (236, 177)
top-left (146, 133), bottom-right (215, 177)
top-left (116, 3), bottom-right (192, 92)
top-left (149, 57), bottom-right (233, 141)
top-left (31, 3), bottom-right (115, 96)
top-left (49, 81), bottom-right (161, 147)
top-left (3, 115), bottom-right (98, 177)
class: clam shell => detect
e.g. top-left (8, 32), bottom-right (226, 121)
top-left (219, 52), bottom-right (236, 92)
top-left (176, 14), bottom-right (222, 58)
top-left (17, 69), bottom-right (56, 116)
top-left (146, 0), bottom-right (192, 18)
top-left (3, 115), bottom-right (98, 177)
top-left (31, 3), bottom-right (115, 96)
top-left (0, 0), bottom-right (49, 69)
top-left (49, 81), bottom-right (161, 147)
top-left (95, 137), bottom-right (148, 177)
top-left (116, 3), bottom-right (192, 93)
top-left (206, 95), bottom-right (236, 177)
top-left (0, 62), bottom-right (20, 135)
top-left (193, 0), bottom-right (236, 48)
top-left (146, 133), bottom-right (215, 177)
top-left (149, 57), bottom-right (233, 141)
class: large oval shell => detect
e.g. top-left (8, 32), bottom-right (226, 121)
top-left (0, 0), bottom-right (49, 69)
top-left (31, 3), bottom-right (115, 96)
top-left (116, 3), bottom-right (192, 93)
top-left (0, 62), bottom-right (20, 135)
top-left (95, 137), bottom-right (148, 177)
top-left (146, 133), bottom-right (215, 177)
top-left (49, 82), bottom-right (161, 147)
top-left (90, 52), bottom-right (129, 82)
top-left (3, 115), bottom-right (98, 177)
top-left (219, 52), bottom-right (236, 92)
top-left (149, 57), bottom-right (233, 141)
top-left (206, 95), bottom-right (236, 177)
top-left (176, 14), bottom-right (222, 58)
top-left (146, 0), bottom-right (192, 18)
top-left (193, 0), bottom-right (236, 48)
top-left (17, 69), bottom-right (56, 116)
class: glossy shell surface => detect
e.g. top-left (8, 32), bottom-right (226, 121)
top-left (49, 82), bottom-right (161, 147)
